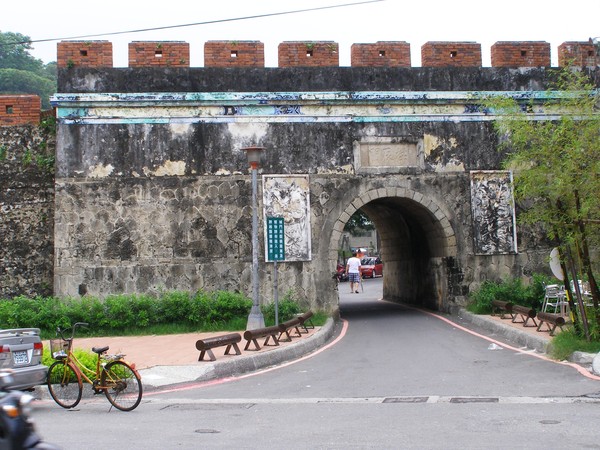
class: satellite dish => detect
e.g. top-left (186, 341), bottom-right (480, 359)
top-left (549, 247), bottom-right (564, 281)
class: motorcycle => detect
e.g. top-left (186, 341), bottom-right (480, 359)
top-left (0, 371), bottom-right (59, 449)
top-left (335, 264), bottom-right (348, 282)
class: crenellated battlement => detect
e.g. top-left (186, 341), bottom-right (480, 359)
top-left (56, 39), bottom-right (599, 69)
top-left (128, 41), bottom-right (190, 67)
top-left (0, 95), bottom-right (41, 126)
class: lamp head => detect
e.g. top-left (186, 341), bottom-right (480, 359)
top-left (242, 146), bottom-right (265, 170)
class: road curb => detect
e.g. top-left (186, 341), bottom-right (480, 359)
top-left (453, 307), bottom-right (551, 353)
top-left (453, 308), bottom-right (599, 371)
top-left (140, 318), bottom-right (336, 389)
top-left (207, 318), bottom-right (335, 382)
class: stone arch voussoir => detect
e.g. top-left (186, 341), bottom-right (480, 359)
top-left (329, 187), bottom-right (457, 265)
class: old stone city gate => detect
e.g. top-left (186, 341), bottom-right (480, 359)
top-left (50, 41), bottom-right (598, 313)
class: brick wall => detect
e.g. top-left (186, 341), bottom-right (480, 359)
top-left (128, 41), bottom-right (190, 67)
top-left (0, 96), bottom-right (41, 126)
top-left (278, 41), bottom-right (339, 67)
top-left (558, 41), bottom-right (599, 67)
top-left (491, 41), bottom-right (551, 67)
top-left (421, 42), bottom-right (482, 67)
top-left (57, 41), bottom-right (113, 68)
top-left (204, 41), bottom-right (265, 67)
top-left (56, 39), bottom-right (600, 68)
top-left (351, 41), bottom-right (411, 67)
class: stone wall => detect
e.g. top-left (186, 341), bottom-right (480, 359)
top-left (4, 64), bottom-right (597, 312)
top-left (51, 65), bottom-right (588, 311)
top-left (0, 125), bottom-right (55, 299)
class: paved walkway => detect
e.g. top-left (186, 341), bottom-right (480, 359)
top-left (44, 324), bottom-right (330, 389)
top-left (64, 327), bottom-right (321, 370)
top-left (42, 311), bottom-right (566, 390)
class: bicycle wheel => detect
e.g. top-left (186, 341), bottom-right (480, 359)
top-left (46, 360), bottom-right (82, 409)
top-left (101, 360), bottom-right (143, 411)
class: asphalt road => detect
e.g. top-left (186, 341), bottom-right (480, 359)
top-left (33, 277), bottom-right (600, 449)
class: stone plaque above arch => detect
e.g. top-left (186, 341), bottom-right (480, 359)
top-left (353, 136), bottom-right (424, 174)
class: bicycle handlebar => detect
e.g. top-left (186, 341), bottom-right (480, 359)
top-left (56, 322), bottom-right (89, 340)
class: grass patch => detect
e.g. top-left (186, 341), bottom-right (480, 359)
top-left (551, 328), bottom-right (600, 360)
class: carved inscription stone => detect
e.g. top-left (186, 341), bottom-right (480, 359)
top-left (361, 141), bottom-right (418, 167)
top-left (355, 138), bottom-right (421, 173)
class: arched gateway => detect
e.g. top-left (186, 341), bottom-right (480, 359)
top-left (331, 188), bottom-right (456, 310)
top-left (51, 62), bottom-right (579, 314)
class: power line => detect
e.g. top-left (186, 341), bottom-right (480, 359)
top-left (2, 0), bottom-right (385, 47)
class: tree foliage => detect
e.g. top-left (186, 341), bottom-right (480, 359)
top-left (483, 65), bottom-right (600, 338)
top-left (344, 209), bottom-right (375, 234)
top-left (0, 31), bottom-right (56, 108)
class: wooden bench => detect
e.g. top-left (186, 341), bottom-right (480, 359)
top-left (296, 311), bottom-right (315, 333)
top-left (195, 332), bottom-right (242, 361)
top-left (278, 318), bottom-right (303, 342)
top-left (491, 300), bottom-right (514, 319)
top-left (243, 325), bottom-right (281, 351)
top-left (536, 311), bottom-right (566, 336)
top-left (511, 304), bottom-right (537, 327)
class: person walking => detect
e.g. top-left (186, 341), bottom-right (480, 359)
top-left (346, 252), bottom-right (362, 294)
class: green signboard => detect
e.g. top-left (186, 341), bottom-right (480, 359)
top-left (266, 216), bottom-right (285, 261)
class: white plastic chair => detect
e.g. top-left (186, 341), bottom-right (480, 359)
top-left (542, 284), bottom-right (568, 315)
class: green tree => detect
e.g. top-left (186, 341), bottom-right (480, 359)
top-left (0, 68), bottom-right (55, 109)
top-left (344, 210), bottom-right (375, 234)
top-left (483, 66), bottom-right (600, 338)
top-left (0, 31), bottom-right (56, 109)
top-left (0, 31), bottom-right (44, 72)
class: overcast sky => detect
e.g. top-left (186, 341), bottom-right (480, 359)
top-left (3, 0), bottom-right (599, 67)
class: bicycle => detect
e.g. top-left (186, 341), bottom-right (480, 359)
top-left (46, 322), bottom-right (142, 411)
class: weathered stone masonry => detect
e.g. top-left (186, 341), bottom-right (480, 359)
top-left (3, 38), bottom-right (598, 312)
top-left (51, 60), bottom-right (599, 313)
top-left (0, 125), bottom-right (55, 299)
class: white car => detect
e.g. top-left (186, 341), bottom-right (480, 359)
top-left (0, 329), bottom-right (48, 390)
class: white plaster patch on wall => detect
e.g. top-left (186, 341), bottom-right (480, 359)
top-left (362, 124), bottom-right (379, 137)
top-left (434, 160), bottom-right (465, 172)
top-left (424, 134), bottom-right (464, 172)
top-left (227, 123), bottom-right (269, 147)
top-left (142, 160), bottom-right (186, 176)
top-left (423, 133), bottom-right (441, 156)
top-left (169, 122), bottom-right (192, 136)
top-left (88, 163), bottom-right (114, 178)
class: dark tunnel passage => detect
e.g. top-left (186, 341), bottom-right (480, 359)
top-left (351, 195), bottom-right (452, 310)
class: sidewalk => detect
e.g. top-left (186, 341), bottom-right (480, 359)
top-left (50, 321), bottom-right (335, 390)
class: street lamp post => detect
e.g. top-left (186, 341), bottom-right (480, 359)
top-left (243, 146), bottom-right (266, 330)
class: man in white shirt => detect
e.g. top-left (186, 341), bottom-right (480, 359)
top-left (345, 252), bottom-right (362, 294)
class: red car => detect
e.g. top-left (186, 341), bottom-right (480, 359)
top-left (360, 256), bottom-right (383, 278)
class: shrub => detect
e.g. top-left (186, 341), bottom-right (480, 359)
top-left (205, 291), bottom-right (252, 325)
top-left (42, 347), bottom-right (98, 379)
top-left (261, 300), bottom-right (301, 325)
top-left (466, 275), bottom-right (551, 314)
top-left (156, 291), bottom-right (193, 323)
top-left (0, 289), bottom-right (323, 337)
